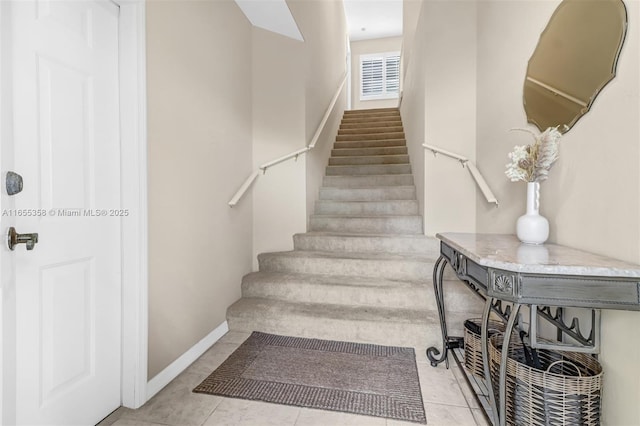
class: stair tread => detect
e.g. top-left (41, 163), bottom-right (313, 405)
top-left (341, 120), bottom-right (402, 124)
top-left (332, 141), bottom-right (407, 148)
top-left (241, 271), bottom-right (481, 314)
top-left (332, 147), bottom-right (407, 152)
top-left (343, 112), bottom-right (400, 116)
top-left (342, 113), bottom-right (401, 118)
top-left (228, 297), bottom-right (480, 348)
top-left (322, 175), bottom-right (414, 186)
top-left (341, 117), bottom-right (401, 122)
top-left (337, 133), bottom-right (405, 138)
top-left (258, 249), bottom-right (433, 262)
top-left (297, 231), bottom-right (435, 240)
top-left (340, 121), bottom-right (403, 126)
top-left (327, 164), bottom-right (410, 169)
top-left (328, 162), bottom-right (409, 165)
top-left (316, 200), bottom-right (418, 204)
top-left (310, 214), bottom-right (421, 218)
top-left (244, 270), bottom-right (464, 287)
top-left (324, 173), bottom-right (414, 178)
top-left (321, 185), bottom-right (416, 190)
top-left (338, 128), bottom-right (404, 134)
top-left (229, 297), bottom-right (435, 323)
top-left (328, 157), bottom-right (409, 166)
top-left (326, 166), bottom-right (412, 176)
top-left (345, 108), bottom-right (399, 112)
top-left (294, 232), bottom-right (438, 251)
top-left (330, 154), bottom-right (409, 159)
top-left (334, 138), bottom-right (406, 142)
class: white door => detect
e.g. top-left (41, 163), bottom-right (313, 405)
top-left (3, 0), bottom-right (123, 424)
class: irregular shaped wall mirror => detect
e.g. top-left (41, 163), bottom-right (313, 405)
top-left (524, 0), bottom-right (627, 132)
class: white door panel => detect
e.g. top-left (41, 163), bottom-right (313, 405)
top-left (6, 1), bottom-right (123, 424)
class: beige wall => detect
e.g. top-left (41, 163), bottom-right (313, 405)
top-left (146, 0), bottom-right (347, 379)
top-left (288, 0), bottom-right (348, 227)
top-left (251, 28), bottom-right (307, 263)
top-left (350, 36), bottom-right (402, 110)
top-left (289, 0), bottom-right (348, 144)
top-left (146, 0), bottom-right (253, 379)
top-left (251, 0), bottom-right (347, 259)
top-left (401, 1), bottom-right (477, 235)
top-left (400, 5), bottom-right (427, 220)
top-left (475, 1), bottom-right (640, 424)
top-left (401, 0), bottom-right (422, 74)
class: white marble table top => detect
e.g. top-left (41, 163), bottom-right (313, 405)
top-left (437, 233), bottom-right (640, 278)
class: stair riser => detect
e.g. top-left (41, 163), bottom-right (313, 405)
top-left (337, 132), bottom-right (405, 142)
top-left (344, 107), bottom-right (398, 114)
top-left (242, 279), bottom-right (429, 310)
top-left (326, 164), bottom-right (412, 176)
top-left (338, 127), bottom-right (404, 135)
top-left (343, 110), bottom-right (399, 116)
top-left (322, 175), bottom-right (414, 188)
top-left (259, 254), bottom-right (431, 281)
top-left (293, 234), bottom-right (438, 255)
top-left (328, 155), bottom-right (409, 166)
top-left (341, 116), bottom-right (402, 125)
top-left (309, 216), bottom-right (423, 234)
top-left (340, 121), bottom-right (402, 130)
top-left (332, 139), bottom-right (406, 149)
top-left (319, 186), bottom-right (416, 201)
top-left (331, 147), bottom-right (408, 157)
top-left (228, 306), bottom-right (474, 349)
top-left (314, 200), bottom-right (418, 215)
top-left (342, 113), bottom-right (400, 121)
top-left (242, 276), bottom-right (481, 312)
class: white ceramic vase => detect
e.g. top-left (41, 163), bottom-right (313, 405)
top-left (516, 182), bottom-right (549, 245)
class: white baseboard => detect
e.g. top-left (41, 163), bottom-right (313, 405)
top-left (145, 321), bottom-right (229, 400)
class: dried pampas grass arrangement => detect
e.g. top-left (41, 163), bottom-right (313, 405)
top-left (505, 126), bottom-right (562, 183)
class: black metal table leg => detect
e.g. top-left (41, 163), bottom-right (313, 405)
top-left (481, 297), bottom-right (499, 425)
top-left (498, 303), bottom-right (522, 426)
top-left (426, 255), bottom-right (450, 367)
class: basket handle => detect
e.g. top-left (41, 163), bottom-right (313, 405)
top-left (546, 360), bottom-right (582, 377)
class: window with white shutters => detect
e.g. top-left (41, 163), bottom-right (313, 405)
top-left (360, 52), bottom-right (400, 100)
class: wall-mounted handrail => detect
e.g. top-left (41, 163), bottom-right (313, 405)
top-left (308, 74), bottom-right (347, 150)
top-left (227, 170), bottom-right (260, 207)
top-left (228, 73), bottom-right (347, 207)
top-left (423, 143), bottom-right (499, 206)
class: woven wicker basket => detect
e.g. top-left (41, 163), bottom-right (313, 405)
top-left (489, 334), bottom-right (603, 426)
top-left (463, 318), bottom-right (505, 378)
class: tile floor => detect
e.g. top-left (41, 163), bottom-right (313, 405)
top-left (99, 331), bottom-right (491, 426)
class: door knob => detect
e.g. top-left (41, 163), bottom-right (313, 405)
top-left (7, 227), bottom-right (39, 251)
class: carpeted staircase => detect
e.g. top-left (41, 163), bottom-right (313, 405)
top-left (227, 107), bottom-right (482, 350)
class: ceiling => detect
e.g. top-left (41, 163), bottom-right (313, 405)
top-left (343, 0), bottom-right (403, 42)
top-left (234, 0), bottom-right (304, 41)
top-left (233, 0), bottom-right (402, 43)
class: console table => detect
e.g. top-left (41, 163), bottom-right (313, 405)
top-left (427, 233), bottom-right (640, 426)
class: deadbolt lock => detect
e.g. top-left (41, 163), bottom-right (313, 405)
top-left (6, 171), bottom-right (23, 196)
top-left (7, 227), bottom-right (39, 251)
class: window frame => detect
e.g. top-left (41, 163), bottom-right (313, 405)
top-left (359, 51), bottom-right (401, 101)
